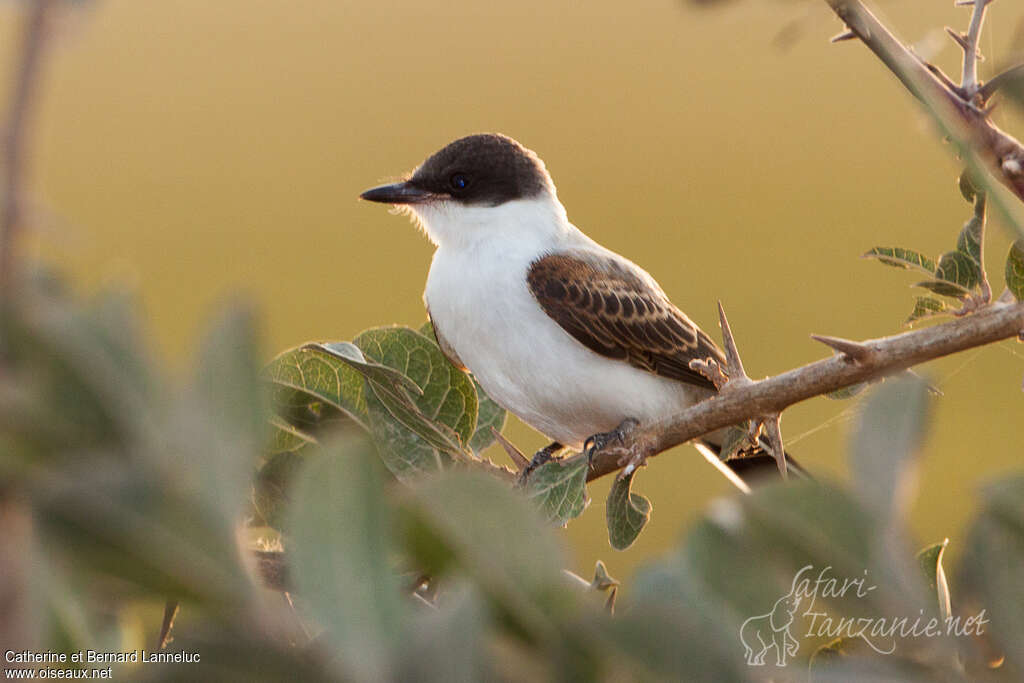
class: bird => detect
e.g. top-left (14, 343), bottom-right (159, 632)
top-left (360, 133), bottom-right (799, 486)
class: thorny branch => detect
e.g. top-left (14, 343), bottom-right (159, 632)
top-left (824, 0), bottom-right (1024, 205)
top-left (582, 300), bottom-right (1024, 482)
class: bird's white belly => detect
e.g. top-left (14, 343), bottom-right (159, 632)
top-left (425, 246), bottom-right (709, 448)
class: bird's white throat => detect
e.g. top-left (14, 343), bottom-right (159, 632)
top-left (408, 192), bottom-right (573, 251)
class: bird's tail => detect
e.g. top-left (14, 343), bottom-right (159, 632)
top-left (695, 436), bottom-right (810, 492)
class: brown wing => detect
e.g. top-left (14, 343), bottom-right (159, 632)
top-left (527, 252), bottom-right (726, 390)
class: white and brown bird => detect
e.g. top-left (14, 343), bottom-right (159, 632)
top-left (360, 133), bottom-right (799, 484)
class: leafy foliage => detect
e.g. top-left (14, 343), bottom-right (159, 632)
top-left (2, 281), bottom-right (1023, 680)
top-left (863, 193), bottom-right (1022, 323)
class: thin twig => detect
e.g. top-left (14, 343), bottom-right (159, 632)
top-left (824, 0), bottom-right (1024, 210)
top-left (959, 0), bottom-right (993, 98)
top-left (583, 301), bottom-right (1024, 481)
top-left (157, 600), bottom-right (179, 649)
top-left (1, 0), bottom-right (55, 294)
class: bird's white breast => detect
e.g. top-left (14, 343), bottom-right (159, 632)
top-left (421, 197), bottom-right (708, 448)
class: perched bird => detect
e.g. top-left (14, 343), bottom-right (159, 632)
top-left (360, 133), bottom-right (797, 485)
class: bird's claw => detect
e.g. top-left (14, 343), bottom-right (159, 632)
top-left (584, 418), bottom-right (640, 470)
top-left (517, 442), bottom-right (563, 485)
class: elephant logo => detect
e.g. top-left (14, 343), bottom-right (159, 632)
top-left (739, 591), bottom-right (802, 666)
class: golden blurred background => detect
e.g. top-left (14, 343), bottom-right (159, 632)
top-left (3, 0), bottom-right (1023, 582)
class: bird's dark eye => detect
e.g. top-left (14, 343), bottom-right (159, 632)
top-left (450, 173), bottom-right (469, 190)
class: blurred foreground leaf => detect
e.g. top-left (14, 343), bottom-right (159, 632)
top-left (849, 377), bottom-right (929, 520)
top-left (959, 475), bottom-right (1024, 680)
top-left (915, 539), bottom-right (951, 621)
top-left (287, 437), bottom-right (405, 682)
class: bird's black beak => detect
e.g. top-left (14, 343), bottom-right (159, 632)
top-left (359, 181), bottom-right (434, 204)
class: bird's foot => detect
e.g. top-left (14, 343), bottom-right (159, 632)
top-left (516, 441), bottom-right (564, 485)
top-left (584, 418), bottom-right (640, 471)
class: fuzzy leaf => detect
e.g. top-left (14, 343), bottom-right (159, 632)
top-left (935, 250), bottom-right (980, 290)
top-left (849, 377), bottom-right (929, 520)
top-left (288, 439), bottom-right (405, 682)
top-left (863, 247), bottom-right (935, 274)
top-left (1006, 239), bottom-right (1024, 301)
top-left (915, 539), bottom-right (951, 621)
top-left (826, 382), bottom-right (869, 400)
top-left (606, 469), bottom-right (652, 550)
top-left (905, 296), bottom-right (952, 325)
top-left (525, 458), bottom-right (589, 526)
top-left (958, 475), bottom-right (1024, 677)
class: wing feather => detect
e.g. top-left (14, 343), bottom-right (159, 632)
top-left (527, 252), bottom-right (725, 390)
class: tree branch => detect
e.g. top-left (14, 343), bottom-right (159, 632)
top-left (824, 0), bottom-right (1024, 208)
top-left (583, 301), bottom-right (1024, 481)
top-left (1, 0), bottom-right (55, 294)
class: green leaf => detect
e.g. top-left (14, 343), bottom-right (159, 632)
top-left (525, 458), bottom-right (589, 525)
top-left (849, 376), bottom-right (929, 519)
top-left (606, 469), bottom-right (652, 550)
top-left (863, 247), bottom-right (935, 274)
top-left (363, 387), bottom-right (458, 479)
top-left (826, 382), bottom-right (869, 400)
top-left (958, 170), bottom-right (978, 202)
top-left (957, 213), bottom-right (983, 267)
top-left (287, 437), bottom-right (405, 682)
top-left (354, 327), bottom-right (477, 447)
top-left (913, 279), bottom-right (971, 299)
top-left (905, 296), bottom-right (951, 325)
top-left (935, 249), bottom-right (980, 290)
top-left (418, 320), bottom-right (507, 454)
top-left (915, 539), bottom-right (951, 621)
top-left (266, 415), bottom-right (317, 454)
top-left (1006, 239), bottom-right (1024, 301)
top-left (263, 344), bottom-right (371, 428)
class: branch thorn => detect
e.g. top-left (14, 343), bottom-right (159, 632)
top-left (830, 29), bottom-right (857, 43)
top-left (717, 301), bottom-right (748, 382)
top-left (490, 427), bottom-right (530, 472)
top-left (944, 27), bottom-right (971, 52)
top-left (810, 334), bottom-right (873, 362)
top-left (762, 413), bottom-right (788, 480)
